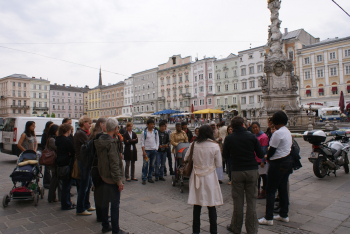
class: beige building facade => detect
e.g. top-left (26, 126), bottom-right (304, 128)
top-left (297, 36), bottom-right (350, 107)
top-left (30, 77), bottom-right (50, 116)
top-left (100, 81), bottom-right (125, 117)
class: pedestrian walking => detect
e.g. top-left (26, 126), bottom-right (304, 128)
top-left (185, 125), bottom-right (223, 234)
top-left (94, 118), bottom-right (129, 234)
top-left (89, 117), bottom-right (107, 222)
top-left (164, 122), bottom-right (174, 176)
top-left (181, 122), bottom-right (193, 142)
top-left (140, 119), bottom-right (159, 185)
top-left (210, 121), bottom-right (223, 184)
top-left (56, 124), bottom-right (75, 210)
top-left (123, 122), bottom-right (138, 182)
top-left (155, 121), bottom-right (169, 181)
top-left (42, 121), bottom-right (53, 189)
top-left (191, 127), bottom-right (199, 142)
top-left (46, 124), bottom-right (61, 203)
top-left (170, 122), bottom-right (188, 172)
top-left (226, 125), bottom-right (233, 185)
top-left (251, 122), bottom-right (269, 199)
top-left (74, 116), bottom-right (94, 216)
top-left (223, 117), bottom-right (264, 234)
top-left (258, 111), bottom-right (293, 226)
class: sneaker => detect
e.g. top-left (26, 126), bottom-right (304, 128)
top-left (274, 215), bottom-right (289, 223)
top-left (87, 207), bottom-right (96, 211)
top-left (155, 178), bottom-right (159, 181)
top-left (102, 226), bottom-right (112, 233)
top-left (258, 217), bottom-right (273, 226)
top-left (148, 179), bottom-right (154, 183)
top-left (142, 180), bottom-right (146, 185)
top-left (159, 177), bottom-right (166, 181)
top-left (76, 210), bottom-right (92, 216)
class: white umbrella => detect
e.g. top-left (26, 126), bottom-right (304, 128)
top-left (115, 114), bottom-right (133, 119)
top-left (134, 113), bottom-right (159, 118)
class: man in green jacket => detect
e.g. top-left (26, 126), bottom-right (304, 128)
top-left (95, 118), bottom-right (129, 234)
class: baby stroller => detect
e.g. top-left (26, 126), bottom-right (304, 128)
top-left (171, 142), bottom-right (191, 193)
top-left (2, 150), bottom-right (44, 207)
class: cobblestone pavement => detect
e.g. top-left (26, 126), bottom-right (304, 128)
top-left (1, 138), bottom-right (350, 234)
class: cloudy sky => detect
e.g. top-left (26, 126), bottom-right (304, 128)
top-left (0, 0), bottom-right (349, 88)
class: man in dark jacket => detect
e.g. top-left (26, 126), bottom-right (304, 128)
top-left (73, 116), bottom-right (93, 216)
top-left (155, 121), bottom-right (169, 181)
top-left (123, 122), bottom-right (138, 182)
top-left (181, 122), bottom-right (193, 142)
top-left (223, 116), bottom-right (264, 234)
top-left (95, 118), bottom-right (129, 234)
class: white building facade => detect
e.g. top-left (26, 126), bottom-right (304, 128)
top-left (123, 77), bottom-right (133, 116)
top-left (30, 77), bottom-right (50, 116)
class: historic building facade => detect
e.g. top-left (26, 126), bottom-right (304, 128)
top-left (191, 57), bottom-right (216, 111)
top-left (100, 81), bottom-right (124, 117)
top-left (87, 69), bottom-right (104, 119)
top-left (157, 55), bottom-right (192, 112)
top-left (29, 76), bottom-right (50, 117)
top-left (50, 84), bottom-right (86, 119)
top-left (0, 74), bottom-right (31, 117)
top-left (297, 36), bottom-right (350, 107)
top-left (213, 54), bottom-right (240, 113)
top-left (122, 77), bottom-right (133, 116)
top-left (133, 68), bottom-right (158, 114)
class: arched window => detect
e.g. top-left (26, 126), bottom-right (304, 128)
top-left (305, 85), bottom-right (311, 97)
top-left (318, 84), bottom-right (324, 96)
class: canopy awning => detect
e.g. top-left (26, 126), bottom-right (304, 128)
top-left (134, 113), bottom-right (158, 117)
top-left (332, 87), bottom-right (338, 91)
top-left (318, 88), bottom-right (324, 93)
top-left (152, 109), bottom-right (181, 115)
top-left (193, 108), bottom-right (224, 114)
top-left (306, 90), bottom-right (311, 94)
top-left (347, 85), bottom-right (350, 90)
top-left (115, 115), bottom-right (133, 119)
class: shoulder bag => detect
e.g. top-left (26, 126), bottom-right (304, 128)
top-left (183, 142), bottom-right (195, 177)
top-left (58, 165), bottom-right (71, 180)
top-left (39, 138), bottom-right (56, 167)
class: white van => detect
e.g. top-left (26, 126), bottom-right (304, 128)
top-left (1, 117), bottom-right (79, 156)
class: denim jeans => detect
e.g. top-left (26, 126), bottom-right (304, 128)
top-left (155, 151), bottom-right (167, 178)
top-left (61, 178), bottom-right (72, 210)
top-left (102, 183), bottom-right (120, 233)
top-left (141, 150), bottom-right (157, 181)
top-left (265, 157), bottom-right (292, 220)
top-left (76, 161), bottom-right (92, 213)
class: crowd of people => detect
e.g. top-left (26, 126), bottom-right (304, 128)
top-left (15, 110), bottom-right (297, 234)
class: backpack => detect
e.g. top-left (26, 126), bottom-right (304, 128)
top-left (144, 128), bottom-right (158, 141)
top-left (290, 139), bottom-right (302, 171)
top-left (80, 139), bottom-right (96, 169)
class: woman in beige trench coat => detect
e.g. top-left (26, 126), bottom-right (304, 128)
top-left (184, 125), bottom-right (223, 234)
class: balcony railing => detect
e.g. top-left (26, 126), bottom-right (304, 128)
top-left (158, 97), bottom-right (165, 101)
top-left (33, 107), bottom-right (49, 111)
top-left (11, 105), bottom-right (30, 109)
top-left (183, 93), bottom-right (191, 97)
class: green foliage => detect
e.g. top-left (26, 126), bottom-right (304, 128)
top-left (51, 113), bottom-right (56, 118)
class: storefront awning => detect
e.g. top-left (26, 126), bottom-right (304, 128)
top-left (318, 88), bottom-right (324, 93)
top-left (306, 90), bottom-right (311, 94)
top-left (332, 87), bottom-right (338, 91)
top-left (347, 85), bottom-right (350, 90)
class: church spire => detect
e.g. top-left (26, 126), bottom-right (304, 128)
top-left (99, 67), bottom-right (102, 86)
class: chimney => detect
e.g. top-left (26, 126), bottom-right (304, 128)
top-left (284, 28), bottom-right (288, 35)
top-left (63, 84), bottom-right (65, 87)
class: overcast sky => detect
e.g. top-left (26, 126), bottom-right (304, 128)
top-left (0, 0), bottom-right (349, 88)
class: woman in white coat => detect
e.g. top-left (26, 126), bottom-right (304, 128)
top-left (184, 125), bottom-right (223, 234)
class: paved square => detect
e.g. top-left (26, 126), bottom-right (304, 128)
top-left (1, 138), bottom-right (350, 234)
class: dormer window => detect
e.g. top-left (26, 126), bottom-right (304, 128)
top-left (172, 57), bottom-right (176, 65)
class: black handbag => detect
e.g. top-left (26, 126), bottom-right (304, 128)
top-left (57, 165), bottom-right (71, 180)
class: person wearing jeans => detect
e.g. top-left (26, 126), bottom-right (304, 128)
top-left (223, 117), bottom-right (264, 234)
top-left (140, 119), bottom-right (159, 185)
top-left (94, 118), bottom-right (129, 234)
top-left (259, 111), bottom-right (293, 226)
top-left (73, 115), bottom-right (93, 216)
top-left (155, 121), bottom-right (169, 181)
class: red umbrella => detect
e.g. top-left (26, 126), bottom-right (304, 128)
top-left (339, 91), bottom-right (345, 113)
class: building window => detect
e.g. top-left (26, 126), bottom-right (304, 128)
top-left (317, 69), bottom-right (324, 78)
top-left (304, 57), bottom-right (310, 64)
top-left (332, 86), bottom-right (338, 95)
top-left (249, 96), bottom-right (254, 103)
top-left (345, 49), bottom-right (350, 57)
top-left (234, 70), bottom-right (237, 77)
top-left (200, 99), bottom-right (204, 106)
top-left (241, 68), bottom-right (246, 76)
top-left (179, 76), bottom-right (182, 82)
top-left (306, 90), bottom-right (312, 97)
top-left (249, 80), bottom-right (255, 88)
top-left (330, 52), bottom-right (336, 60)
top-left (234, 83), bottom-right (238, 90)
top-left (224, 98), bottom-right (228, 105)
top-left (217, 99), bottom-right (220, 106)
top-left (304, 71), bottom-right (311, 79)
top-left (289, 51), bottom-right (294, 60)
top-left (217, 86), bottom-right (221, 92)
top-left (249, 67), bottom-right (254, 74)
top-left (173, 90), bottom-right (176, 96)
top-left (209, 73), bottom-right (212, 79)
top-left (208, 98), bottom-right (212, 105)
top-left (233, 97), bottom-right (237, 104)
top-left (194, 88), bottom-right (197, 94)
top-left (199, 86), bottom-right (204, 92)
top-left (18, 91), bottom-right (21, 97)
top-left (257, 65), bottom-right (263, 72)
top-left (225, 84), bottom-right (229, 91)
top-left (167, 91), bottom-right (170, 97)
top-left (316, 55), bottom-right (323, 62)
top-left (242, 82), bottom-right (247, 90)
top-left (199, 74), bottom-right (203, 80)
top-left (209, 86), bottom-right (212, 91)
top-left (319, 88), bottom-right (324, 96)
top-left (18, 82), bottom-right (21, 87)
top-left (330, 67), bottom-right (337, 76)
top-left (193, 100), bottom-right (197, 106)
top-left (249, 54), bottom-right (253, 59)
top-left (216, 74), bottom-right (220, 80)
top-left (167, 79), bottom-right (170, 85)
top-left (173, 77), bottom-right (176, 83)
top-left (224, 72), bottom-right (228, 78)
top-left (345, 65), bottom-right (350, 75)
top-left (241, 97), bottom-right (246, 104)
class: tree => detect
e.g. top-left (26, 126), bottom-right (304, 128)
top-left (46, 114), bottom-right (50, 117)
top-left (51, 113), bottom-right (56, 118)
